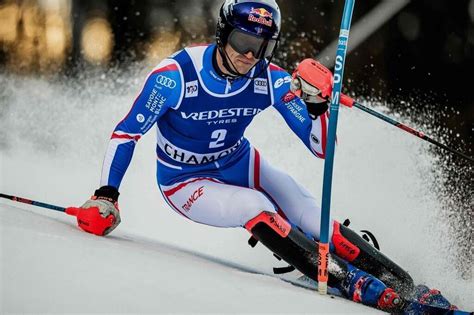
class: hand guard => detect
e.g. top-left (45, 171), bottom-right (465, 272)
top-left (291, 58), bottom-right (333, 119)
top-left (67, 186), bottom-right (121, 236)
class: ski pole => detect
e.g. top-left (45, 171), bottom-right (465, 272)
top-left (318, 0), bottom-right (355, 295)
top-left (0, 193), bottom-right (67, 212)
top-left (304, 61), bottom-right (474, 163)
top-left (1, 193), bottom-right (117, 236)
top-left (339, 97), bottom-right (474, 163)
top-left (0, 193), bottom-right (81, 218)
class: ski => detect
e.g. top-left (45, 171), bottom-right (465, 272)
top-left (290, 274), bottom-right (343, 297)
top-left (403, 300), bottom-right (472, 315)
top-left (286, 275), bottom-right (472, 315)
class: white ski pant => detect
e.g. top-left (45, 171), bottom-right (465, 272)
top-left (159, 148), bottom-right (333, 240)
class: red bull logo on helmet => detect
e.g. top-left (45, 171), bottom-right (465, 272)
top-left (248, 7), bottom-right (273, 27)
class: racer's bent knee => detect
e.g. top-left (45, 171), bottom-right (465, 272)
top-left (227, 189), bottom-right (276, 226)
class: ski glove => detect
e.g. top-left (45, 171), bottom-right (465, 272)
top-left (291, 58), bottom-right (331, 119)
top-left (67, 186), bottom-right (121, 236)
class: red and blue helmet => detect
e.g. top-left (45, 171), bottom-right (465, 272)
top-left (216, 0), bottom-right (281, 60)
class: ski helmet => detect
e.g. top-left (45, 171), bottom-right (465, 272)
top-left (216, 0), bottom-right (281, 62)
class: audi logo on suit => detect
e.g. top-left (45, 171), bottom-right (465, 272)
top-left (156, 75), bottom-right (177, 89)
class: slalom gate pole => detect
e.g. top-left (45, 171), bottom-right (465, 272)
top-left (318, 0), bottom-right (355, 295)
top-left (0, 193), bottom-right (66, 213)
top-left (338, 97), bottom-right (474, 164)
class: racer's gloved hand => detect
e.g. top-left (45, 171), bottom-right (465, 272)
top-left (291, 58), bottom-right (332, 119)
top-left (66, 186), bottom-right (120, 236)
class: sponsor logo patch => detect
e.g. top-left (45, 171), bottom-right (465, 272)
top-left (180, 108), bottom-right (262, 121)
top-left (274, 76), bottom-right (291, 89)
top-left (156, 75), bottom-right (176, 89)
top-left (145, 89), bottom-right (167, 115)
top-left (248, 7), bottom-right (273, 27)
top-left (282, 91), bottom-right (296, 103)
top-left (254, 78), bottom-right (268, 95)
top-left (185, 80), bottom-right (198, 98)
top-left (269, 215), bottom-right (288, 235)
top-left (158, 130), bottom-right (243, 165)
top-left (285, 101), bottom-right (306, 123)
top-left (136, 113), bottom-right (145, 123)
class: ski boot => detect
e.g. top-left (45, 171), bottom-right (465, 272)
top-left (339, 263), bottom-right (404, 312)
top-left (411, 284), bottom-right (458, 310)
top-left (331, 219), bottom-right (415, 297)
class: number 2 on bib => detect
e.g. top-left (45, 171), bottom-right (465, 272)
top-left (209, 129), bottom-right (227, 148)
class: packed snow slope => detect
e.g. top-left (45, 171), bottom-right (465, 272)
top-left (1, 203), bottom-right (381, 314)
top-left (0, 73), bottom-right (472, 313)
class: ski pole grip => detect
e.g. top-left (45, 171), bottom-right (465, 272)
top-left (341, 94), bottom-right (354, 108)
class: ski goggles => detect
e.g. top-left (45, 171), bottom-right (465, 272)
top-left (228, 29), bottom-right (278, 60)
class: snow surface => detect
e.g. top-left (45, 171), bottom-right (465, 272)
top-left (1, 204), bottom-right (378, 314)
top-left (0, 73), bottom-right (472, 313)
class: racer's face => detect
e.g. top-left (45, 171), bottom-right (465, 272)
top-left (221, 43), bottom-right (259, 75)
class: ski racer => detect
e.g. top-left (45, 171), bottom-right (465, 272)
top-left (71, 0), bottom-right (458, 312)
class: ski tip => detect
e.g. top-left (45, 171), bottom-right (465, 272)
top-left (403, 300), bottom-right (473, 315)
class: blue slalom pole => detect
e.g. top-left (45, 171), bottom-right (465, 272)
top-left (318, 0), bottom-right (355, 295)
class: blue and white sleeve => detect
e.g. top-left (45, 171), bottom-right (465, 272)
top-left (269, 64), bottom-right (329, 159)
top-left (100, 59), bottom-right (184, 188)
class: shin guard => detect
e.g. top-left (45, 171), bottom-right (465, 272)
top-left (331, 221), bottom-right (414, 297)
top-left (245, 211), bottom-right (347, 287)
top-left (245, 212), bottom-right (405, 312)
